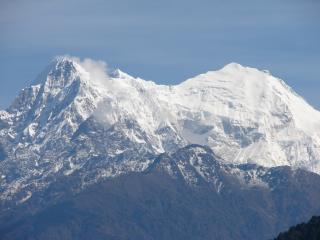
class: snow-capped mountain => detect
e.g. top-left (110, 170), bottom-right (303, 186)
top-left (1, 56), bottom-right (320, 205)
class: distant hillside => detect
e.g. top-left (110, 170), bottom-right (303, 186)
top-left (1, 146), bottom-right (320, 240)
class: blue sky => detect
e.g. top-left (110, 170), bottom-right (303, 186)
top-left (1, 0), bottom-right (319, 109)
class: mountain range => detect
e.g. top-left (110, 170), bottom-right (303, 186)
top-left (1, 56), bottom-right (320, 239)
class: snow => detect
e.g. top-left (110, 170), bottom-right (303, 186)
top-left (230, 167), bottom-right (269, 188)
top-left (18, 191), bottom-right (32, 203)
top-left (23, 123), bottom-right (38, 138)
top-left (85, 59), bottom-right (320, 172)
top-left (1, 55), bottom-right (320, 205)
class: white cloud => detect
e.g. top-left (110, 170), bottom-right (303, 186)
top-left (58, 55), bottom-right (110, 88)
top-left (79, 57), bottom-right (109, 86)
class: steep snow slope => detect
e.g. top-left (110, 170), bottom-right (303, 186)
top-left (171, 63), bottom-right (320, 171)
top-left (91, 61), bottom-right (320, 171)
top-left (1, 56), bottom-right (320, 204)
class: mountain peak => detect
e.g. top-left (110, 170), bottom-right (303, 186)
top-left (53, 55), bottom-right (77, 63)
top-left (221, 62), bottom-right (246, 71)
top-left (31, 56), bottom-right (85, 88)
top-left (214, 63), bottom-right (277, 82)
top-left (110, 68), bottom-right (133, 79)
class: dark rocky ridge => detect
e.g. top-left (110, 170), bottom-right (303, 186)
top-left (1, 145), bottom-right (320, 240)
top-left (275, 216), bottom-right (320, 240)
